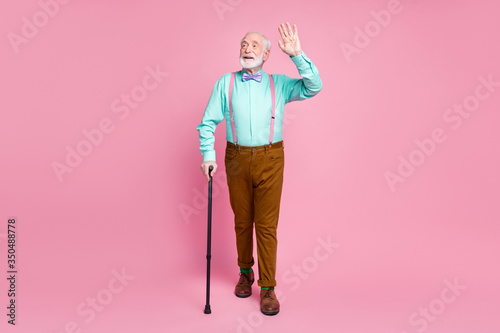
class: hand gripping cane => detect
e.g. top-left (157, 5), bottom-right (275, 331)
top-left (204, 165), bottom-right (214, 314)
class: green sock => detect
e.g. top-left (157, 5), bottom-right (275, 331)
top-left (240, 267), bottom-right (252, 274)
top-left (261, 286), bottom-right (274, 290)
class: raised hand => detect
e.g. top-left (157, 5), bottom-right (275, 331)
top-left (278, 22), bottom-right (302, 57)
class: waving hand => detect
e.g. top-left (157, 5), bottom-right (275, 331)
top-left (278, 22), bottom-right (302, 57)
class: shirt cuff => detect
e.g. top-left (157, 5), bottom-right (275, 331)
top-left (203, 150), bottom-right (216, 163)
top-left (290, 51), bottom-right (309, 67)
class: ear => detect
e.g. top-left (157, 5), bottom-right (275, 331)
top-left (263, 49), bottom-right (270, 62)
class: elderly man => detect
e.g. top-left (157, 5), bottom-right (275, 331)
top-left (196, 22), bottom-right (322, 315)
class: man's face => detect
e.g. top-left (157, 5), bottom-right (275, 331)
top-left (239, 33), bottom-right (270, 69)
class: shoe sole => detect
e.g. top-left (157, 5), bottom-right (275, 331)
top-left (261, 310), bottom-right (279, 316)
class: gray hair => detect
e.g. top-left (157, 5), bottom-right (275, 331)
top-left (241, 31), bottom-right (271, 51)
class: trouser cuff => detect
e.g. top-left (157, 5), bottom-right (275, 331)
top-left (238, 257), bottom-right (254, 269)
top-left (257, 279), bottom-right (276, 288)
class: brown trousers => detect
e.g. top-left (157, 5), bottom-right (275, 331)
top-left (224, 140), bottom-right (284, 287)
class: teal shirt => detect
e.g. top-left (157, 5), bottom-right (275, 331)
top-left (196, 51), bottom-right (322, 162)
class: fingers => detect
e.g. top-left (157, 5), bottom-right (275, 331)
top-left (209, 165), bottom-right (216, 178)
top-left (201, 164), bottom-right (208, 181)
top-left (279, 22), bottom-right (290, 37)
top-left (201, 163), bottom-right (217, 181)
top-left (278, 22), bottom-right (297, 43)
top-left (286, 22), bottom-right (293, 36)
top-left (278, 23), bottom-right (285, 39)
top-left (207, 172), bottom-right (215, 181)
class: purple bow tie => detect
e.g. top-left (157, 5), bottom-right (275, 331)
top-left (242, 72), bottom-right (262, 82)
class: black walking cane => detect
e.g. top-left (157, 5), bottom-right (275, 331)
top-left (204, 165), bottom-right (214, 314)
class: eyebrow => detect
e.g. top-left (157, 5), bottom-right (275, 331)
top-left (241, 39), bottom-right (260, 45)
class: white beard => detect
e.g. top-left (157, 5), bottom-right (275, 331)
top-left (240, 51), bottom-right (265, 69)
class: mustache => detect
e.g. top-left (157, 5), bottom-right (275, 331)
top-left (241, 54), bottom-right (256, 60)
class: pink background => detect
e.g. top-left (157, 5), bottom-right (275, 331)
top-left (1, 0), bottom-right (499, 332)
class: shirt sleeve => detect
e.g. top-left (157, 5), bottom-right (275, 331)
top-left (196, 75), bottom-right (227, 162)
top-left (282, 51), bottom-right (323, 103)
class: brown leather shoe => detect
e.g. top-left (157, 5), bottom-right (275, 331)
top-left (260, 289), bottom-right (280, 315)
top-left (235, 271), bottom-right (254, 298)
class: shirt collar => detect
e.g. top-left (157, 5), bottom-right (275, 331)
top-left (240, 67), bottom-right (265, 76)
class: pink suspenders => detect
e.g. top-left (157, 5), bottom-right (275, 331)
top-left (228, 71), bottom-right (276, 147)
top-left (229, 72), bottom-right (237, 143)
